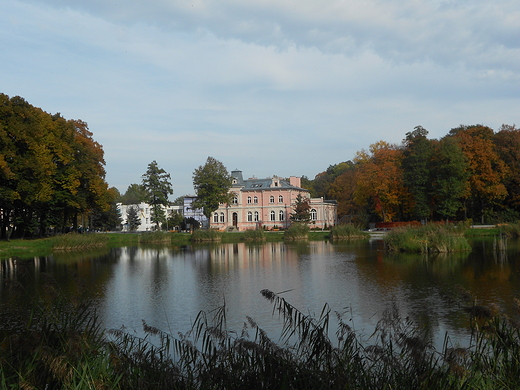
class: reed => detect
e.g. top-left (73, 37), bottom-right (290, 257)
top-left (283, 223), bottom-right (310, 241)
top-left (499, 222), bottom-right (520, 238)
top-left (385, 224), bottom-right (471, 253)
top-left (190, 229), bottom-right (223, 242)
top-left (242, 229), bottom-right (266, 242)
top-left (330, 224), bottom-right (369, 240)
top-left (4, 273), bottom-right (520, 389)
top-left (51, 233), bottom-right (110, 251)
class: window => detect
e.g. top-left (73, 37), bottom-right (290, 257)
top-left (247, 196), bottom-right (252, 204)
top-left (253, 196), bottom-right (258, 204)
top-left (247, 211), bottom-right (253, 222)
top-left (233, 195), bottom-right (238, 204)
top-left (270, 211), bottom-right (276, 221)
top-left (311, 209), bottom-right (317, 221)
top-left (220, 213), bottom-right (225, 222)
top-left (269, 195), bottom-right (275, 203)
top-left (278, 195), bottom-right (283, 203)
top-left (279, 210), bottom-right (285, 221)
top-left (213, 213), bottom-right (219, 223)
top-left (254, 211), bottom-right (259, 221)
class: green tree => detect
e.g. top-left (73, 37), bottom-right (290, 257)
top-left (290, 193), bottom-right (311, 223)
top-left (141, 161), bottom-right (173, 230)
top-left (192, 157), bottom-right (233, 220)
top-left (126, 205), bottom-right (141, 231)
top-left (429, 137), bottom-right (469, 221)
top-left (120, 183), bottom-right (148, 205)
top-left (402, 126), bottom-right (434, 221)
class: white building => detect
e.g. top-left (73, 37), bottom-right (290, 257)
top-left (117, 202), bottom-right (183, 232)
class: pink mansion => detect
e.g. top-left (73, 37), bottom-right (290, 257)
top-left (210, 170), bottom-right (337, 230)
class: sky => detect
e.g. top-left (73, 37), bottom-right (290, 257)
top-left (2, 0), bottom-right (519, 197)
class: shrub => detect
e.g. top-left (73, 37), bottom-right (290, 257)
top-left (190, 229), bottom-right (223, 242)
top-left (499, 222), bottom-right (520, 238)
top-left (243, 229), bottom-right (266, 242)
top-left (52, 233), bottom-right (109, 251)
top-left (385, 224), bottom-right (471, 253)
top-left (283, 223), bottom-right (309, 241)
top-left (330, 224), bottom-right (369, 240)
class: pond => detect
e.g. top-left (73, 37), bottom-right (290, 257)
top-left (2, 237), bottom-right (520, 348)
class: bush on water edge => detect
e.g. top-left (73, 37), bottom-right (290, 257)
top-left (385, 224), bottom-right (471, 253)
top-left (190, 229), bottom-right (223, 242)
top-left (2, 279), bottom-right (520, 389)
top-left (499, 222), bottom-right (520, 238)
top-left (242, 229), bottom-right (266, 242)
top-left (330, 224), bottom-right (369, 240)
top-left (51, 233), bottom-right (110, 251)
top-left (283, 223), bottom-right (310, 241)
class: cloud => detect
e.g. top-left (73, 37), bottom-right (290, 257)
top-left (2, 0), bottom-right (520, 196)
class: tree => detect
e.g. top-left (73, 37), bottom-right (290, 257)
top-left (120, 184), bottom-right (148, 205)
top-left (354, 141), bottom-right (406, 222)
top-left (192, 157), bottom-right (233, 219)
top-left (449, 125), bottom-right (507, 223)
top-left (126, 205), bottom-right (141, 231)
top-left (141, 161), bottom-right (173, 230)
top-left (494, 124), bottom-right (520, 219)
top-left (290, 193), bottom-right (311, 223)
top-left (429, 137), bottom-right (469, 221)
top-left (402, 126), bottom-right (434, 221)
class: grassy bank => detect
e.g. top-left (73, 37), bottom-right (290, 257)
top-left (386, 224), bottom-right (471, 252)
top-left (2, 281), bottom-right (520, 389)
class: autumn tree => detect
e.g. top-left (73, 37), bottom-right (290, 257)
top-left (354, 141), bottom-right (406, 222)
top-left (192, 157), bottom-right (233, 220)
top-left (328, 164), bottom-right (362, 223)
top-left (449, 125), bottom-right (507, 223)
top-left (141, 161), bottom-right (173, 230)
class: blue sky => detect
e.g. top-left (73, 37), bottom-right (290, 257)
top-left (2, 0), bottom-right (519, 197)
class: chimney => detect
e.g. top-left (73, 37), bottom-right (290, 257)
top-left (289, 176), bottom-right (301, 188)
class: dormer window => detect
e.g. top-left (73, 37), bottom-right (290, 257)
top-left (232, 179), bottom-right (237, 184)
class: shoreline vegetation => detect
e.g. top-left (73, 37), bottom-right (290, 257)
top-left (0, 224), bottom-right (504, 258)
top-left (2, 282), bottom-right (520, 389)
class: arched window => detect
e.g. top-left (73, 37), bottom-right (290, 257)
top-left (270, 211), bottom-right (276, 221)
top-left (233, 195), bottom-right (238, 204)
top-left (220, 213), bottom-right (225, 222)
top-left (253, 196), bottom-right (258, 204)
top-left (254, 211), bottom-right (259, 221)
top-left (247, 196), bottom-right (252, 204)
top-left (247, 211), bottom-right (253, 222)
top-left (213, 213), bottom-right (219, 223)
top-left (311, 209), bottom-right (317, 221)
top-left (278, 195), bottom-right (283, 203)
top-left (279, 210), bottom-right (284, 221)
top-left (269, 195), bottom-right (275, 203)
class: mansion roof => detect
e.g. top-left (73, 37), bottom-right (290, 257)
top-left (231, 170), bottom-right (307, 192)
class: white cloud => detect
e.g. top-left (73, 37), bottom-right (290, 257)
top-left (2, 0), bottom-right (519, 196)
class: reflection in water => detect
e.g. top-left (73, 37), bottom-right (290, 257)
top-left (2, 239), bottom-right (520, 347)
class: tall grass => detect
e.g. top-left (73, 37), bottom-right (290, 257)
top-left (139, 231), bottom-right (172, 244)
top-left (190, 229), bottom-right (223, 242)
top-left (283, 223), bottom-right (310, 241)
top-left (385, 224), bottom-right (471, 253)
top-left (499, 222), bottom-right (520, 238)
top-left (51, 233), bottom-right (110, 251)
top-left (3, 276), bottom-right (520, 389)
top-left (242, 229), bottom-right (266, 242)
top-left (330, 224), bottom-right (369, 240)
